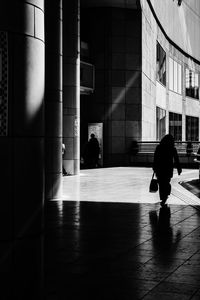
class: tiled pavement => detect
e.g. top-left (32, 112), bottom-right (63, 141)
top-left (44, 167), bottom-right (200, 300)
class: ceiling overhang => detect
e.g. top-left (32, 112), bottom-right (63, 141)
top-left (81, 0), bottom-right (140, 9)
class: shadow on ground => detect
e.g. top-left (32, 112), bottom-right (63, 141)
top-left (180, 179), bottom-right (200, 198)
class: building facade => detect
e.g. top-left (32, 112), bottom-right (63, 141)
top-left (80, 0), bottom-right (200, 166)
top-left (142, 0), bottom-right (200, 143)
top-left (0, 0), bottom-right (200, 295)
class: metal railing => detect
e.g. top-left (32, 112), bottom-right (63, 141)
top-left (137, 141), bottom-right (200, 154)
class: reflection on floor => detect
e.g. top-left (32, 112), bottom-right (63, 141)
top-left (2, 167), bottom-right (200, 299)
top-left (44, 168), bottom-right (200, 299)
top-left (44, 200), bottom-right (200, 300)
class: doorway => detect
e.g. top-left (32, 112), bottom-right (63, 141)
top-left (88, 123), bottom-right (103, 166)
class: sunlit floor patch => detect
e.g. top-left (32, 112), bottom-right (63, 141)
top-left (59, 167), bottom-right (200, 205)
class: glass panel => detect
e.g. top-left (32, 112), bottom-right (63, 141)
top-left (178, 63), bottom-right (182, 94)
top-left (185, 68), bottom-right (189, 89)
top-left (169, 112), bottom-right (182, 141)
top-left (186, 69), bottom-right (199, 99)
top-left (174, 61), bottom-right (178, 93)
top-left (194, 73), bottom-right (199, 99)
top-left (186, 116), bottom-right (199, 141)
top-left (156, 107), bottom-right (166, 141)
top-left (169, 58), bottom-right (173, 91)
top-left (195, 73), bottom-right (198, 87)
top-left (156, 42), bottom-right (166, 86)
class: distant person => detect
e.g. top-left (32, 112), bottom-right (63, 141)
top-left (153, 134), bottom-right (182, 206)
top-left (87, 133), bottom-right (100, 168)
top-left (196, 145), bottom-right (200, 162)
top-left (62, 143), bottom-right (68, 176)
top-left (128, 139), bottom-right (139, 165)
top-left (186, 141), bottom-right (193, 157)
top-left (129, 140), bottom-right (139, 156)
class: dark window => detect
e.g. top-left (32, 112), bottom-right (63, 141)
top-left (156, 107), bottom-right (166, 141)
top-left (156, 42), bottom-right (166, 86)
top-left (186, 116), bottom-right (199, 141)
top-left (169, 112), bottom-right (182, 141)
top-left (185, 68), bottom-right (199, 99)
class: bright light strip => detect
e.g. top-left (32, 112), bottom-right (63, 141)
top-left (58, 167), bottom-right (199, 205)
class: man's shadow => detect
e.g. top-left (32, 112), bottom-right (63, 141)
top-left (149, 206), bottom-right (181, 261)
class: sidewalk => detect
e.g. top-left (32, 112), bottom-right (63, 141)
top-left (62, 167), bottom-right (200, 206)
top-left (180, 178), bottom-right (200, 202)
top-left (45, 167), bottom-right (200, 299)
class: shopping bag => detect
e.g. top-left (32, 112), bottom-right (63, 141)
top-left (149, 172), bottom-right (158, 193)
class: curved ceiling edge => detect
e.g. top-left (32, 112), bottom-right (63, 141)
top-left (147, 0), bottom-right (200, 63)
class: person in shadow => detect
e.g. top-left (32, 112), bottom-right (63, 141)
top-left (196, 145), bottom-right (200, 162)
top-left (130, 140), bottom-right (139, 155)
top-left (153, 134), bottom-right (182, 207)
top-left (62, 143), bottom-right (68, 176)
top-left (85, 133), bottom-right (100, 168)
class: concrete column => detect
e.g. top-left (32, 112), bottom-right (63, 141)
top-left (0, 0), bottom-right (45, 238)
top-left (45, 0), bottom-right (63, 199)
top-left (0, 0), bottom-right (45, 297)
top-left (63, 0), bottom-right (80, 175)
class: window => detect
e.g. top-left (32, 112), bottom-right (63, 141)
top-left (185, 68), bottom-right (199, 99)
top-left (169, 57), bottom-right (182, 94)
top-left (169, 58), bottom-right (173, 90)
top-left (169, 112), bottom-right (182, 141)
top-left (156, 42), bottom-right (166, 86)
top-left (174, 61), bottom-right (178, 92)
top-left (178, 64), bottom-right (182, 94)
top-left (156, 107), bottom-right (166, 141)
top-left (186, 116), bottom-right (199, 141)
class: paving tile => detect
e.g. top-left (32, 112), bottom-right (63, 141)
top-left (42, 167), bottom-right (200, 299)
top-left (153, 281), bottom-right (199, 295)
top-left (143, 291), bottom-right (192, 300)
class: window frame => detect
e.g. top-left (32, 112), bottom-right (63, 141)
top-left (168, 57), bottom-right (182, 94)
top-left (186, 115), bottom-right (199, 141)
top-left (156, 106), bottom-right (166, 141)
top-left (156, 42), bottom-right (166, 86)
top-left (169, 111), bottom-right (182, 141)
top-left (185, 67), bottom-right (199, 100)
